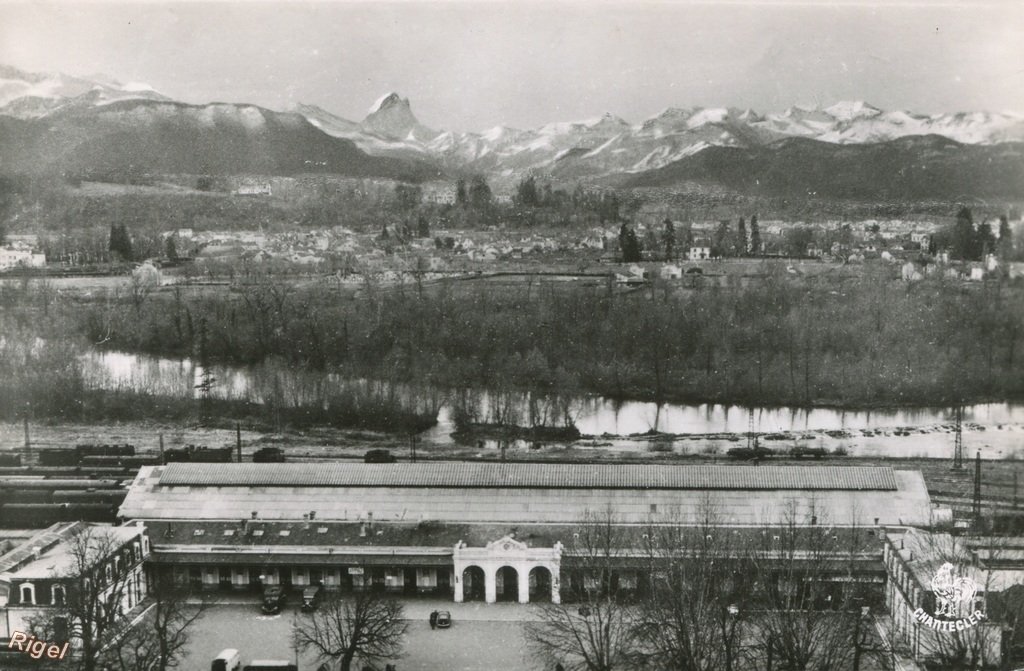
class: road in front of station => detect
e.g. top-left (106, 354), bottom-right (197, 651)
top-left (181, 603), bottom-right (544, 671)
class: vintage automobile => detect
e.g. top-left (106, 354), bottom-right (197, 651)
top-left (261, 585), bottom-right (286, 615)
top-left (436, 610), bottom-right (452, 628)
top-left (301, 584), bottom-right (324, 612)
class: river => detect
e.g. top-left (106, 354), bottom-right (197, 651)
top-left (81, 351), bottom-right (1024, 460)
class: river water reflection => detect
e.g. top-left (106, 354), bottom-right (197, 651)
top-left (82, 350), bottom-right (1024, 459)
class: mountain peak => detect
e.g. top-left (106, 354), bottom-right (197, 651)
top-left (368, 92), bottom-right (407, 115)
top-left (824, 100), bottom-right (882, 121)
top-left (362, 92), bottom-right (438, 141)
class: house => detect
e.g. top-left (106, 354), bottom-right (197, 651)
top-left (911, 232), bottom-right (930, 249)
top-left (901, 261), bottom-right (924, 282)
top-left (660, 264), bottom-right (682, 280)
top-left (422, 184), bottom-right (457, 205)
top-left (0, 523), bottom-right (149, 645)
top-left (688, 240), bottom-right (711, 261)
top-left (0, 248), bottom-right (45, 271)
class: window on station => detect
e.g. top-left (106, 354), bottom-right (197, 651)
top-left (20, 584), bottom-right (35, 604)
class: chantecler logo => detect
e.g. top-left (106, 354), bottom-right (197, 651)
top-left (913, 562), bottom-right (985, 633)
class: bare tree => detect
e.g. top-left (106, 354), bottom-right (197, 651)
top-left (291, 591), bottom-right (406, 671)
top-left (98, 572), bottom-right (210, 671)
top-left (525, 509), bottom-right (640, 671)
top-left (634, 498), bottom-right (750, 671)
top-left (748, 502), bottom-right (869, 671)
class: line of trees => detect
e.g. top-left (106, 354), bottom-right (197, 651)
top-left (527, 503), bottom-right (890, 671)
top-left (45, 264), bottom-right (1024, 409)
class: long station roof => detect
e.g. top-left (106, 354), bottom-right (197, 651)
top-left (119, 462), bottom-right (932, 527)
top-left (155, 462), bottom-right (898, 491)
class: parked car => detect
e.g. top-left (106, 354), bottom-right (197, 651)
top-left (436, 610), bottom-right (452, 628)
top-left (261, 585), bottom-right (286, 614)
top-left (211, 648), bottom-right (241, 671)
top-left (301, 584), bottom-right (324, 611)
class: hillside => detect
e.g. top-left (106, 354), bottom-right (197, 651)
top-left (0, 99), bottom-right (440, 181)
top-left (615, 136), bottom-right (1024, 200)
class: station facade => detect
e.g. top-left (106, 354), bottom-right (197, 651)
top-left (120, 462), bottom-right (934, 604)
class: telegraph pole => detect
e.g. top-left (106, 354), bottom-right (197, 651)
top-left (973, 451), bottom-right (982, 529)
top-left (952, 405), bottom-right (964, 470)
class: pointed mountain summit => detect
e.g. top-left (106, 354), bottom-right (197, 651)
top-left (361, 92), bottom-right (439, 141)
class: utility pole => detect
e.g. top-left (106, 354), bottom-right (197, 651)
top-left (973, 451), bottom-right (982, 529)
top-left (952, 405), bottom-right (964, 470)
top-left (409, 434), bottom-right (418, 463)
top-left (747, 407), bottom-right (755, 451)
top-left (158, 433), bottom-right (164, 463)
top-left (23, 416), bottom-right (30, 454)
top-left (236, 422), bottom-right (242, 462)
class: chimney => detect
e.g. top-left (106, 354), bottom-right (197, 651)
top-left (359, 523), bottom-right (367, 538)
top-left (241, 519), bottom-right (248, 533)
top-left (309, 511), bottom-right (316, 520)
top-left (251, 511), bottom-right (258, 520)
top-left (367, 512), bottom-right (373, 530)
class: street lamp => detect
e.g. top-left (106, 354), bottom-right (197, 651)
top-left (724, 604), bottom-right (741, 671)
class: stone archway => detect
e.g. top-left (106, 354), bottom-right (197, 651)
top-left (529, 565), bottom-right (552, 602)
top-left (462, 565), bottom-right (486, 602)
top-left (496, 566), bottom-right (519, 602)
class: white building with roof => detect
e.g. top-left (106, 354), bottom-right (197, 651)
top-left (0, 522), bottom-right (148, 644)
top-left (117, 463), bottom-right (935, 605)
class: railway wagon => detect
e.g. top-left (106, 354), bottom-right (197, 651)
top-left (38, 449), bottom-right (80, 467)
top-left (79, 455), bottom-right (161, 468)
top-left (0, 478), bottom-right (123, 490)
top-left (1, 489), bottom-right (54, 504)
top-left (50, 490), bottom-right (127, 505)
top-left (0, 503), bottom-right (118, 527)
top-left (0, 454), bottom-right (22, 467)
top-left (75, 443), bottom-right (135, 458)
top-left (163, 445), bottom-right (233, 464)
top-left (253, 447), bottom-right (285, 463)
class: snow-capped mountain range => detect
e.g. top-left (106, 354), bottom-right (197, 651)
top-left (2, 64), bottom-right (1023, 181)
top-left (289, 92), bottom-right (1024, 180)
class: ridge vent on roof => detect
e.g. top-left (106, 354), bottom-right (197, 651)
top-left (156, 463), bottom-right (899, 491)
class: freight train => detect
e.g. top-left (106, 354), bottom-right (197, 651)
top-left (38, 444), bottom-right (136, 467)
top-left (0, 476), bottom-right (126, 527)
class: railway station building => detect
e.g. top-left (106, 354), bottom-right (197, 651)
top-left (118, 462), bottom-right (936, 604)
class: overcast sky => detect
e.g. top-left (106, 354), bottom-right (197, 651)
top-left (1, 1), bottom-right (1022, 132)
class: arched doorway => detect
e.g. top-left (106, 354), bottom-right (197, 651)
top-left (462, 566), bottom-right (486, 602)
top-left (496, 566), bottom-right (519, 602)
top-left (529, 566), bottom-right (552, 602)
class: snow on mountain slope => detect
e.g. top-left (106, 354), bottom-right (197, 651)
top-left (0, 64), bottom-right (168, 118)
top-left (5, 63), bottom-right (1022, 180)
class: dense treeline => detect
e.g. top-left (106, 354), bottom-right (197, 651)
top-left (36, 267), bottom-right (1024, 409)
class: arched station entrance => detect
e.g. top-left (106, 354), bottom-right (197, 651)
top-left (496, 566), bottom-right (519, 602)
top-left (529, 566), bottom-right (552, 602)
top-left (462, 565), bottom-right (486, 602)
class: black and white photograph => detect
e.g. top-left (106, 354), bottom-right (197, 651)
top-left (1, 1), bottom-right (1023, 669)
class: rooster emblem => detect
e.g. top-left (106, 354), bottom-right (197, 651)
top-left (930, 562), bottom-right (977, 618)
